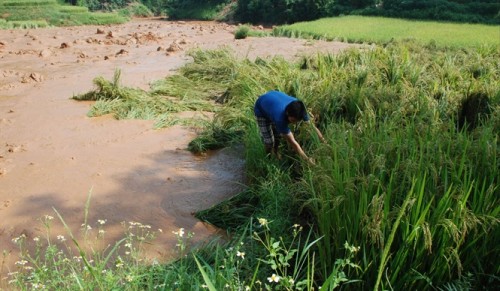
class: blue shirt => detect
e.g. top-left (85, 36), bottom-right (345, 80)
top-left (254, 91), bottom-right (309, 134)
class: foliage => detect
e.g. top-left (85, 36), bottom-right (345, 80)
top-left (235, 0), bottom-right (313, 24)
top-left (0, 0), bottom-right (127, 27)
top-left (164, 0), bottom-right (230, 20)
top-left (234, 0), bottom-right (499, 25)
top-left (117, 2), bottom-right (153, 18)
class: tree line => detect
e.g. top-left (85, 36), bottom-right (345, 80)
top-left (60, 0), bottom-right (499, 26)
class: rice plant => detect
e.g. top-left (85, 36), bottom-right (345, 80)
top-left (73, 69), bottom-right (214, 127)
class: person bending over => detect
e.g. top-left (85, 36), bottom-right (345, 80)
top-left (254, 90), bottom-right (324, 165)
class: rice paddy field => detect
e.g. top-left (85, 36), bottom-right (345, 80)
top-left (6, 15), bottom-right (500, 291)
top-left (274, 15), bottom-right (500, 48)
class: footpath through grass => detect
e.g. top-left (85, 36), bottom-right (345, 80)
top-left (273, 15), bottom-right (500, 48)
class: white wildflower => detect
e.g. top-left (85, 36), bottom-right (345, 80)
top-left (15, 260), bottom-right (28, 266)
top-left (267, 274), bottom-right (280, 283)
top-left (172, 228), bottom-right (185, 237)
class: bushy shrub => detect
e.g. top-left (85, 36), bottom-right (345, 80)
top-left (234, 24), bottom-right (250, 39)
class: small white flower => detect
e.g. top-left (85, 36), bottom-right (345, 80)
top-left (258, 218), bottom-right (268, 226)
top-left (57, 235), bottom-right (66, 242)
top-left (45, 215), bottom-right (54, 220)
top-left (15, 260), bottom-right (28, 266)
top-left (126, 275), bottom-right (133, 282)
top-left (201, 284), bottom-right (208, 289)
top-left (99, 229), bottom-right (105, 235)
top-left (236, 251), bottom-right (245, 259)
top-left (33, 237), bottom-right (40, 242)
top-left (12, 234), bottom-right (26, 244)
top-left (98, 219), bottom-right (107, 225)
top-left (267, 274), bottom-right (280, 283)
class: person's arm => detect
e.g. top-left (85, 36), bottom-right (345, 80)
top-left (282, 132), bottom-right (315, 165)
top-left (310, 122), bottom-right (326, 143)
top-left (304, 113), bottom-right (325, 143)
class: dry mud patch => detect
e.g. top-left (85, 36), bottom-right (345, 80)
top-left (0, 18), bottom-right (356, 279)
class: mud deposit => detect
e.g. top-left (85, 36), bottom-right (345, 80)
top-left (0, 18), bottom-right (355, 279)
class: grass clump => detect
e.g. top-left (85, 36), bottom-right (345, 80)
top-left (234, 24), bottom-right (250, 39)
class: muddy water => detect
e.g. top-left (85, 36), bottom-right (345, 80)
top-left (0, 18), bottom-right (355, 281)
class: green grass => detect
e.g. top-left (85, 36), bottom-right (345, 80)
top-left (0, 0), bottom-right (127, 27)
top-left (274, 15), bottom-right (500, 48)
top-left (0, 0), bottom-right (57, 6)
